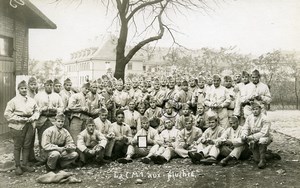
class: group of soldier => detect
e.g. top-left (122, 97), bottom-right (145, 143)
top-left (4, 69), bottom-right (277, 176)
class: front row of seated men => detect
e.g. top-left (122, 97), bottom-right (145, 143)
top-left (39, 100), bottom-right (273, 172)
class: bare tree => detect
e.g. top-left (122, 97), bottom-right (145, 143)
top-left (100, 0), bottom-right (212, 81)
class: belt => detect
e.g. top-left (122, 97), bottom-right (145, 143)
top-left (18, 114), bottom-right (32, 118)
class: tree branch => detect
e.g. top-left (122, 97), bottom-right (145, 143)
top-left (126, 0), bottom-right (164, 22)
top-left (124, 1), bottom-right (168, 63)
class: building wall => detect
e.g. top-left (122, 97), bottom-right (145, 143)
top-left (64, 59), bottom-right (144, 86)
top-left (0, 3), bottom-right (29, 134)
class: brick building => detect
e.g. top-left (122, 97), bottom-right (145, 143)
top-left (0, 0), bottom-right (56, 134)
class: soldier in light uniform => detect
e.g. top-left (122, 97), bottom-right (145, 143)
top-left (27, 77), bottom-right (38, 98)
top-left (223, 75), bottom-right (236, 118)
top-left (41, 114), bottom-right (78, 171)
top-left (34, 79), bottom-right (64, 159)
top-left (204, 74), bottom-right (230, 128)
top-left (77, 118), bottom-right (107, 165)
top-left (59, 78), bottom-right (74, 131)
top-left (118, 116), bottom-right (160, 164)
top-left (173, 80), bottom-right (193, 110)
top-left (175, 117), bottom-right (202, 158)
top-left (240, 70), bottom-right (271, 118)
top-left (123, 100), bottom-right (142, 135)
top-left (188, 114), bottom-right (224, 164)
top-left (4, 80), bottom-right (39, 175)
top-left (112, 79), bottom-right (130, 110)
top-left (241, 101), bottom-right (272, 169)
top-left (191, 76), bottom-right (206, 113)
top-left (68, 83), bottom-right (91, 143)
top-left (150, 119), bottom-right (180, 164)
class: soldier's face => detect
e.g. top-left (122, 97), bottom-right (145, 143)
top-left (53, 84), bottom-right (62, 93)
top-left (99, 112), bottom-right (108, 122)
top-left (150, 101), bottom-right (156, 109)
top-left (64, 83), bottom-right (72, 91)
top-left (133, 81), bottom-right (139, 88)
top-left (116, 83), bottom-right (123, 91)
top-left (87, 124), bottom-right (95, 134)
top-left (138, 106), bottom-right (146, 115)
top-left (207, 78), bottom-right (213, 85)
top-left (185, 120), bottom-right (193, 131)
top-left (252, 106), bottom-right (261, 116)
top-left (45, 84), bottom-right (53, 94)
top-left (165, 121), bottom-right (173, 130)
top-left (197, 106), bottom-right (204, 114)
top-left (213, 78), bottom-right (221, 88)
top-left (208, 119), bottom-right (217, 129)
top-left (189, 80), bottom-right (196, 87)
top-left (28, 82), bottom-right (37, 91)
top-left (165, 106), bottom-right (173, 115)
top-left (141, 121), bottom-right (150, 130)
top-left (168, 81), bottom-right (175, 89)
top-left (125, 83), bottom-right (131, 90)
top-left (229, 119), bottom-right (239, 130)
top-left (198, 80), bottom-right (205, 88)
top-left (251, 74), bottom-right (260, 84)
top-left (242, 75), bottom-right (249, 84)
top-left (154, 83), bottom-right (160, 90)
top-left (55, 118), bottom-right (64, 129)
top-left (18, 86), bottom-right (27, 96)
top-left (182, 84), bottom-right (188, 92)
top-left (235, 75), bottom-right (241, 83)
top-left (116, 114), bottom-right (125, 124)
top-left (129, 102), bottom-right (135, 111)
top-left (224, 79), bottom-right (232, 88)
top-left (182, 107), bottom-right (190, 116)
top-left (91, 85), bottom-right (98, 94)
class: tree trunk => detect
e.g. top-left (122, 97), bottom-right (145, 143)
top-left (114, 60), bottom-right (126, 81)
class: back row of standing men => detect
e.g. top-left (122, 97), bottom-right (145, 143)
top-left (4, 69), bottom-right (273, 175)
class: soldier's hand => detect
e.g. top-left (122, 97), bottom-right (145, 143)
top-left (57, 147), bottom-right (65, 153)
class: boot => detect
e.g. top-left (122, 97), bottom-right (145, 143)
top-left (258, 144), bottom-right (267, 169)
top-left (220, 155), bottom-right (234, 167)
top-left (22, 149), bottom-right (35, 172)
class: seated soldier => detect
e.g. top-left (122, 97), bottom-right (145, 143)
top-left (241, 101), bottom-right (272, 169)
top-left (160, 101), bottom-right (179, 133)
top-left (41, 114), bottom-right (78, 171)
top-left (176, 103), bottom-right (195, 130)
top-left (93, 108), bottom-right (112, 159)
top-left (123, 100), bottom-right (141, 135)
top-left (188, 114), bottom-right (224, 164)
top-left (200, 116), bottom-right (249, 165)
top-left (195, 103), bottom-right (208, 132)
top-left (151, 119), bottom-right (180, 164)
top-left (144, 96), bottom-right (162, 132)
top-left (77, 118), bottom-right (107, 165)
top-left (106, 110), bottom-right (133, 161)
top-left (117, 116), bottom-right (160, 164)
top-left (175, 117), bottom-right (202, 158)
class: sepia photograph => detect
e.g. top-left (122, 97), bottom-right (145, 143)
top-left (0, 0), bottom-right (300, 187)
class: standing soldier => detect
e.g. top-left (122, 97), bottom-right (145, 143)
top-left (113, 79), bottom-right (130, 110)
top-left (223, 75), bottom-right (236, 118)
top-left (68, 83), bottom-right (91, 143)
top-left (27, 77), bottom-right (39, 163)
top-left (4, 80), bottom-right (39, 175)
top-left (102, 81), bottom-right (116, 123)
top-left (240, 70), bottom-right (271, 118)
top-left (53, 79), bottom-right (62, 94)
top-left (204, 74), bottom-right (230, 128)
top-left (60, 78), bottom-right (74, 131)
top-left (86, 81), bottom-right (106, 119)
top-left (28, 77), bottom-right (38, 98)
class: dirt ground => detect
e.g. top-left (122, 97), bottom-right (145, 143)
top-left (0, 110), bottom-right (299, 188)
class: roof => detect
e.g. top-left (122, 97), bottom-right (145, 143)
top-left (3, 0), bottom-right (57, 29)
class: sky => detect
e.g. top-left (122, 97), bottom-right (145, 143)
top-left (28, 0), bottom-right (300, 61)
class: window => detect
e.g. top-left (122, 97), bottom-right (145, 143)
top-left (127, 62), bottom-right (132, 70)
top-left (0, 36), bottom-right (13, 57)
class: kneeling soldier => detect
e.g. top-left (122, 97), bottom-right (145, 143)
top-left (77, 118), bottom-right (107, 165)
top-left (241, 101), bottom-right (272, 169)
top-left (42, 114), bottom-right (78, 171)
